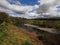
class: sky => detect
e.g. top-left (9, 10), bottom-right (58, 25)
top-left (19, 0), bottom-right (40, 5)
top-left (0, 0), bottom-right (60, 19)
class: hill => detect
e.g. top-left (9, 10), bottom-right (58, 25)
top-left (0, 22), bottom-right (44, 45)
top-left (0, 12), bottom-right (44, 45)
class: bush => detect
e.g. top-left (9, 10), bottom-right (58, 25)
top-left (0, 12), bottom-right (8, 22)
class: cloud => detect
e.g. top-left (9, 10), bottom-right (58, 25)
top-left (0, 0), bottom-right (34, 14)
top-left (7, 0), bottom-right (21, 5)
top-left (37, 0), bottom-right (60, 17)
top-left (0, 0), bottom-right (60, 19)
top-left (0, 6), bottom-right (15, 14)
top-left (40, 0), bottom-right (55, 5)
top-left (0, 0), bottom-right (40, 19)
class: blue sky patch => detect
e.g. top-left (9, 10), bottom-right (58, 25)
top-left (7, 0), bottom-right (39, 5)
top-left (57, 10), bottom-right (60, 12)
top-left (19, 0), bottom-right (39, 5)
top-left (56, 6), bottom-right (60, 8)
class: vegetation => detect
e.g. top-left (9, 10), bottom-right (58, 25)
top-left (22, 41), bottom-right (33, 45)
top-left (0, 12), bottom-right (60, 30)
top-left (0, 12), bottom-right (8, 22)
top-left (0, 22), bottom-right (8, 44)
top-left (0, 12), bottom-right (37, 45)
top-left (0, 12), bottom-right (60, 45)
top-left (9, 17), bottom-right (60, 29)
top-left (23, 20), bottom-right (60, 29)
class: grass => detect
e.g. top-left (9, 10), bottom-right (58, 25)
top-left (21, 41), bottom-right (33, 45)
top-left (0, 31), bottom-right (7, 44)
top-left (0, 23), bottom-right (39, 45)
top-left (0, 23), bottom-right (8, 44)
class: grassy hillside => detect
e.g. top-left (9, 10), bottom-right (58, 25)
top-left (0, 21), bottom-right (44, 45)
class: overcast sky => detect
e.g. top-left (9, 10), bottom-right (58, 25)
top-left (0, 0), bottom-right (60, 19)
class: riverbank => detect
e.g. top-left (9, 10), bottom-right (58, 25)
top-left (0, 22), bottom-right (44, 45)
top-left (16, 23), bottom-right (60, 45)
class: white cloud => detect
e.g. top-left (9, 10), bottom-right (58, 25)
top-left (37, 0), bottom-right (60, 17)
top-left (0, 0), bottom-right (60, 19)
top-left (7, 0), bottom-right (21, 5)
top-left (0, 0), bottom-right (39, 19)
top-left (0, 7), bottom-right (15, 14)
top-left (9, 5), bottom-right (33, 14)
top-left (34, 4), bottom-right (39, 9)
top-left (0, 0), bottom-right (40, 19)
top-left (40, 0), bottom-right (55, 5)
top-left (0, 0), bottom-right (34, 14)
